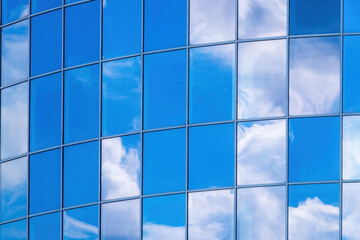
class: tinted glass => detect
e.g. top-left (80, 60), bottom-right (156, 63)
top-left (144, 50), bottom-right (186, 129)
top-left (0, 220), bottom-right (27, 240)
top-left (189, 123), bottom-right (234, 190)
top-left (31, 0), bottom-right (61, 13)
top-left (143, 128), bottom-right (186, 195)
top-left (102, 57), bottom-right (141, 136)
top-left (343, 183), bottom-right (360, 240)
top-left (343, 116), bottom-right (360, 180)
top-left (30, 212), bottom-right (60, 240)
top-left (344, 0), bottom-right (360, 33)
top-left (289, 37), bottom-right (340, 115)
top-left (102, 135), bottom-right (141, 200)
top-left (2, 0), bottom-right (29, 24)
top-left (189, 44), bottom-right (235, 124)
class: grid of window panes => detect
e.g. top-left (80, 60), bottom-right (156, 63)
top-left (1, 0), bottom-right (360, 239)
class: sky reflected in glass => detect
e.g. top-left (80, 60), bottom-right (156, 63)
top-left (343, 116), bottom-right (360, 180)
top-left (31, 0), bottom-right (61, 13)
top-left (2, 0), bottom-right (29, 24)
top-left (29, 212), bottom-right (60, 240)
top-left (0, 219), bottom-right (27, 240)
top-left (343, 183), bottom-right (360, 240)
top-left (344, 0), bottom-right (360, 33)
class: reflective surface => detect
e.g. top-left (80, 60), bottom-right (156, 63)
top-left (0, 220), bottom-right (27, 240)
top-left (343, 183), bottom-right (360, 240)
top-left (344, 0), bottom-right (360, 33)
top-left (29, 212), bottom-right (60, 240)
top-left (2, 0), bottom-right (29, 24)
top-left (343, 116), bottom-right (360, 180)
top-left (31, 0), bottom-right (61, 13)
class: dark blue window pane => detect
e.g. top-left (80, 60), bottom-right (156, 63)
top-left (65, 64), bottom-right (99, 143)
top-left (289, 117), bottom-right (340, 182)
top-left (30, 212), bottom-right (60, 240)
top-left (64, 141), bottom-right (99, 207)
top-left (31, 10), bottom-right (62, 76)
top-left (189, 44), bottom-right (235, 124)
top-left (290, 0), bottom-right (340, 35)
top-left (30, 73), bottom-right (61, 151)
top-left (102, 57), bottom-right (141, 136)
top-left (65, 0), bottom-right (99, 67)
top-left (144, 0), bottom-right (187, 51)
top-left (2, 0), bottom-right (29, 24)
top-left (65, 0), bottom-right (83, 4)
top-left (189, 123), bottom-right (234, 190)
top-left (30, 149), bottom-right (61, 214)
top-left (143, 128), bottom-right (186, 195)
top-left (143, 194), bottom-right (185, 240)
top-left (103, 0), bottom-right (141, 59)
top-left (31, 0), bottom-right (61, 13)
top-left (0, 220), bottom-right (27, 240)
top-left (344, 0), bottom-right (360, 33)
top-left (144, 50), bottom-right (186, 129)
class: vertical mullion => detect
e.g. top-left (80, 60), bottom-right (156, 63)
top-left (140, 0), bottom-right (144, 239)
top-left (98, 0), bottom-right (103, 238)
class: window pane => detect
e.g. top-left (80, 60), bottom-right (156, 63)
top-left (30, 73), bottom-right (61, 151)
top-left (288, 184), bottom-right (339, 240)
top-left (188, 190), bottom-right (234, 240)
top-left (31, 0), bottom-right (61, 13)
top-left (30, 212), bottom-right (60, 240)
top-left (189, 123), bottom-right (234, 190)
top-left (237, 120), bottom-right (286, 185)
top-left (189, 44), bottom-right (235, 124)
top-left (190, 0), bottom-right (235, 44)
top-left (102, 135), bottom-right (141, 200)
top-left (343, 116), bottom-right (360, 180)
top-left (289, 117), bottom-right (340, 182)
top-left (344, 0), bottom-right (360, 33)
top-left (237, 186), bottom-right (285, 240)
top-left (101, 199), bottom-right (140, 240)
top-left (238, 40), bottom-right (286, 119)
top-left (289, 37), bottom-right (340, 115)
top-left (2, 0), bottom-right (29, 24)
top-left (1, 20), bottom-right (29, 86)
top-left (144, 50), bottom-right (186, 129)
top-left (143, 194), bottom-right (185, 240)
top-left (343, 183), bottom-right (360, 240)
top-left (102, 57), bottom-right (141, 136)
top-left (143, 128), bottom-right (186, 195)
top-left (64, 141), bottom-right (99, 207)
top-left (0, 220), bottom-right (27, 240)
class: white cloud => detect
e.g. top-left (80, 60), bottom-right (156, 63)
top-left (143, 223), bottom-right (185, 240)
top-left (63, 212), bottom-right (98, 239)
top-left (343, 116), bottom-right (360, 179)
top-left (343, 183), bottom-right (360, 240)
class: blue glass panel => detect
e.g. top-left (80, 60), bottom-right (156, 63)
top-left (0, 220), bottom-right (27, 240)
top-left (143, 194), bottom-right (185, 240)
top-left (344, 0), bottom-right (360, 33)
top-left (31, 0), bottom-right (61, 13)
top-left (289, 117), bottom-right (340, 182)
top-left (2, 0), bottom-right (29, 24)
top-left (289, 0), bottom-right (340, 35)
top-left (103, 0), bottom-right (141, 58)
top-left (30, 212), bottom-right (60, 240)
top-left (64, 64), bottom-right (99, 143)
top-left (343, 116), bottom-right (360, 180)
top-left (289, 184), bottom-right (339, 240)
top-left (144, 50), bottom-right (186, 129)
top-left (0, 157), bottom-right (27, 222)
top-left (30, 73), bottom-right (61, 151)
top-left (102, 135), bottom-right (141, 200)
top-left (1, 20), bottom-right (29, 86)
top-left (189, 44), bottom-right (235, 124)
top-left (65, 0), bottom-right (83, 4)
top-left (143, 128), bottom-right (186, 194)
top-left (64, 141), bottom-right (99, 207)
top-left (102, 57), bottom-right (141, 136)
top-left (65, 0), bottom-right (99, 67)
top-left (343, 183), bottom-right (360, 240)
top-left (189, 123), bottom-right (234, 190)
top-left (63, 205), bottom-right (98, 240)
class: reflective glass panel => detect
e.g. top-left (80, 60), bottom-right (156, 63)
top-left (0, 220), bottom-right (27, 240)
top-left (102, 135), bottom-right (141, 200)
top-left (289, 37), bottom-right (340, 115)
top-left (30, 212), bottom-right (60, 240)
top-left (2, 0), bottom-right (29, 24)
top-left (64, 64), bottom-right (99, 143)
top-left (189, 123), bottom-right (234, 190)
top-left (144, 50), bottom-right (186, 129)
top-left (344, 0), bottom-right (360, 33)
top-left (288, 184), bottom-right (339, 240)
top-left (31, 0), bottom-right (61, 13)
top-left (143, 194), bottom-right (185, 240)
top-left (143, 128), bottom-right (186, 195)
top-left (189, 44), bottom-right (235, 124)
top-left (237, 120), bottom-right (286, 185)
top-left (343, 183), bottom-right (360, 240)
top-left (343, 116), bottom-right (360, 180)
top-left (64, 141), bottom-right (99, 207)
top-left (238, 40), bottom-right (286, 119)
top-left (102, 57), bottom-right (141, 136)
top-left (289, 117), bottom-right (340, 182)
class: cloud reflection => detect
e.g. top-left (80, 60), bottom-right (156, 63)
top-left (343, 116), bottom-right (360, 180)
top-left (143, 223), bottom-right (184, 240)
top-left (63, 212), bottom-right (98, 239)
top-left (343, 183), bottom-right (360, 240)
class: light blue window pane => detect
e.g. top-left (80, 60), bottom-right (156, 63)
top-left (102, 57), bottom-right (141, 136)
top-left (31, 0), bottom-right (61, 13)
top-left (344, 0), bottom-right (360, 33)
top-left (64, 141), bottom-right (99, 208)
top-left (30, 73), bottom-right (61, 151)
top-left (289, 184), bottom-right (339, 240)
top-left (189, 44), bottom-right (235, 124)
top-left (0, 220), bottom-right (27, 240)
top-left (103, 0), bottom-right (141, 59)
top-left (143, 194), bottom-right (185, 240)
top-left (101, 199), bottom-right (140, 240)
top-left (143, 128), bottom-right (186, 195)
top-left (343, 116), bottom-right (360, 180)
top-left (102, 135), bottom-right (141, 200)
top-left (65, 0), bottom-right (99, 67)
top-left (144, 0), bottom-right (187, 51)
top-left (237, 186), bottom-right (285, 240)
top-left (343, 183), bottom-right (360, 240)
top-left (188, 190), bottom-right (234, 240)
top-left (144, 50), bottom-right (186, 129)
top-left (2, 0), bottom-right (29, 24)
top-left (30, 212), bottom-right (60, 240)
top-left (189, 123), bottom-right (234, 190)
top-left (1, 20), bottom-right (29, 86)
top-left (0, 157), bottom-right (27, 222)
top-left (289, 117), bottom-right (340, 182)
top-left (289, 0), bottom-right (340, 35)
top-left (64, 64), bottom-right (99, 143)
top-left (63, 205), bottom-right (99, 240)
top-left (30, 149), bottom-right (61, 214)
